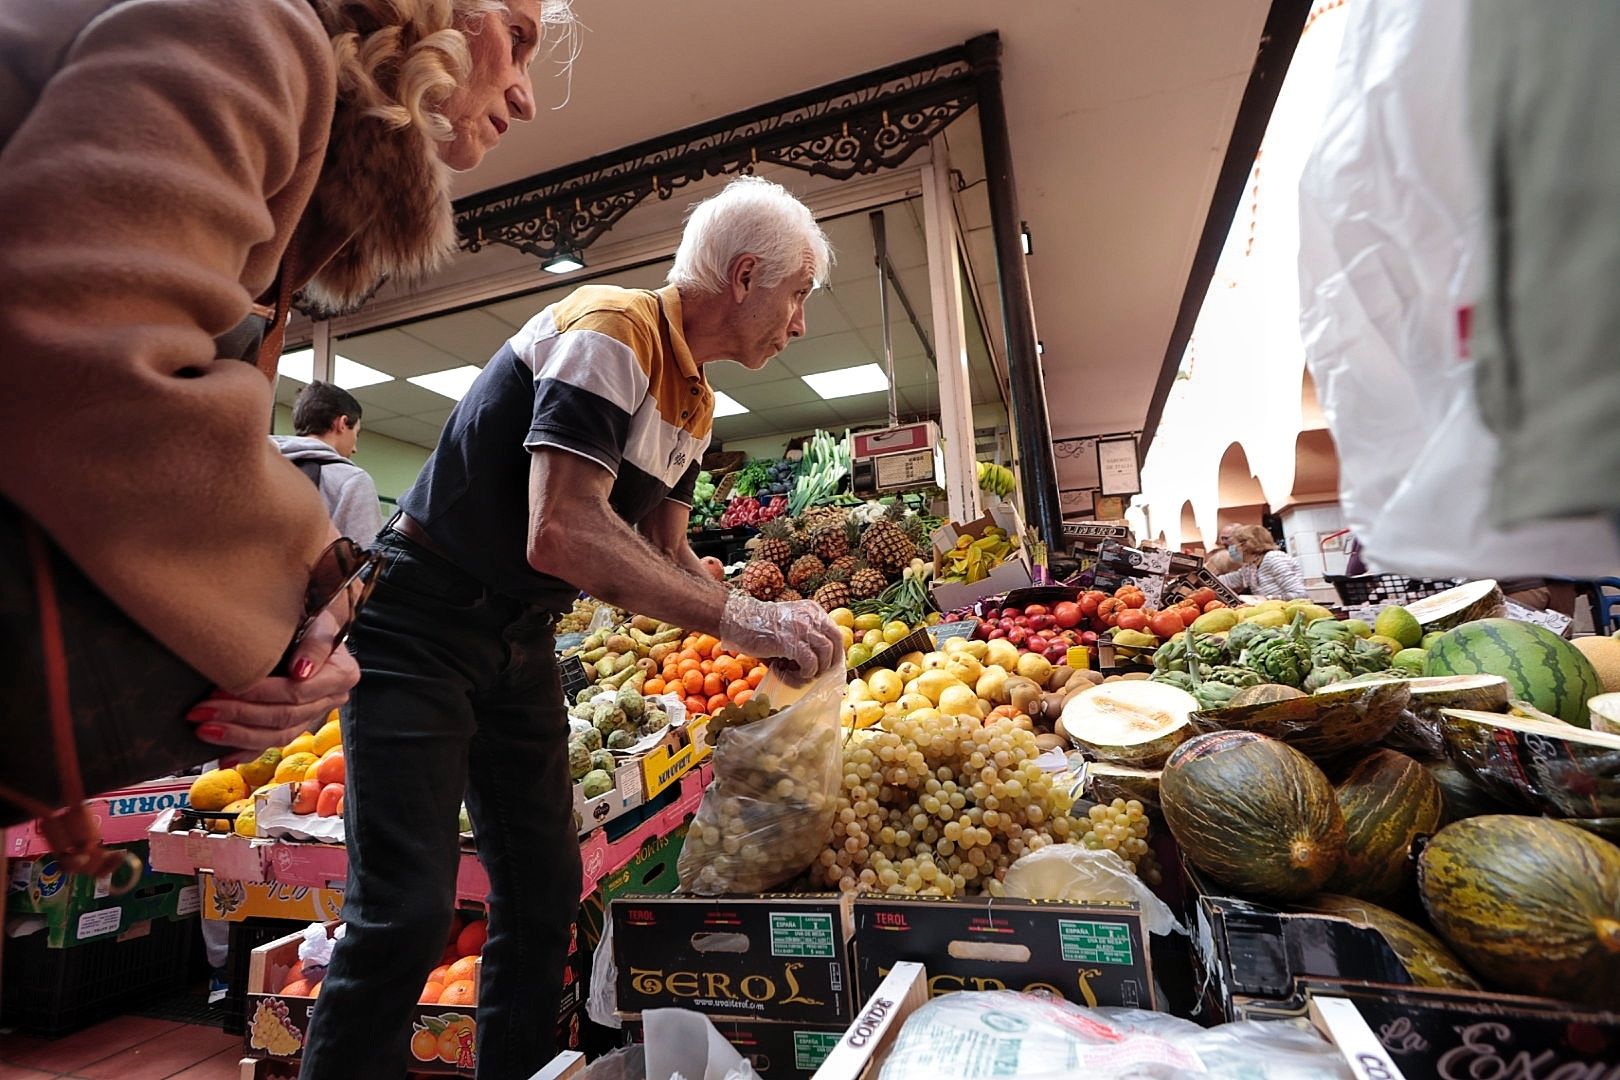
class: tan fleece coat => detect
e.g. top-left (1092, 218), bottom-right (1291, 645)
top-left (0, 0), bottom-right (457, 689)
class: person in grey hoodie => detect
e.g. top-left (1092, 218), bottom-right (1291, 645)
top-left (273, 381), bottom-right (384, 544)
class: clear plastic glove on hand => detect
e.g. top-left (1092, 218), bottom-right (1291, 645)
top-left (718, 593), bottom-right (842, 686)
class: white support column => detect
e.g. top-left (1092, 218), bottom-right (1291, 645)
top-left (922, 139), bottom-right (982, 525)
top-left (313, 319), bottom-right (334, 384)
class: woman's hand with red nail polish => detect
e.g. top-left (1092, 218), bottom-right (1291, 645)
top-left (188, 610), bottom-right (359, 750)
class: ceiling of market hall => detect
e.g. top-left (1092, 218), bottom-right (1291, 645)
top-left (286, 0), bottom-right (1275, 448)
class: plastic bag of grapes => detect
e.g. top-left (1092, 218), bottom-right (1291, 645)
top-left (678, 667), bottom-right (845, 895)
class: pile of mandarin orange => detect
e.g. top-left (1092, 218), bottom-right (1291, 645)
top-left (642, 632), bottom-right (766, 718)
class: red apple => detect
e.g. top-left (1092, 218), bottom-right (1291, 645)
top-left (987, 628), bottom-right (1007, 640)
top-left (1043, 645), bottom-right (1069, 664)
top-left (1001, 607), bottom-right (1021, 620)
top-left (1026, 634), bottom-right (1048, 653)
top-left (1080, 630), bottom-right (1099, 647)
top-left (1007, 628), bottom-right (1028, 647)
top-left (1024, 604), bottom-right (1050, 617)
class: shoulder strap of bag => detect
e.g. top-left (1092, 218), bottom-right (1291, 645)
top-left (297, 460), bottom-right (324, 487)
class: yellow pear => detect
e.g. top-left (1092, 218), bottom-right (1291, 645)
top-left (913, 669), bottom-right (963, 706)
top-left (984, 639), bottom-right (1020, 671)
top-left (846, 677), bottom-right (874, 704)
top-left (921, 652), bottom-right (950, 670)
top-left (937, 683), bottom-right (984, 718)
top-left (867, 669), bottom-right (903, 704)
top-left (946, 654), bottom-right (984, 686)
top-left (897, 693), bottom-right (934, 713)
top-left (852, 700), bottom-right (885, 729)
top-left (895, 660), bottom-right (923, 682)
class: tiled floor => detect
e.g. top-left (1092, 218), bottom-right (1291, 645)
top-left (0, 1017), bottom-right (241, 1080)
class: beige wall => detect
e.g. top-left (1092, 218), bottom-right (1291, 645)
top-left (272, 404), bottom-right (430, 504)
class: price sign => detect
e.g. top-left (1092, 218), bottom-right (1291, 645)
top-left (558, 654), bottom-right (590, 701)
top-left (929, 620), bottom-right (980, 645)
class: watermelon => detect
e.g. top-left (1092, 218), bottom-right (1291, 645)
top-left (1298, 894), bottom-right (1479, 989)
top-left (1327, 749), bottom-right (1443, 902)
top-left (1424, 618), bottom-right (1601, 726)
top-left (1417, 815), bottom-right (1620, 1006)
top-left (1160, 731), bottom-right (1345, 900)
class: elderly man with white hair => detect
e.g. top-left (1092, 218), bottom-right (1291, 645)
top-left (301, 175), bottom-right (843, 1079)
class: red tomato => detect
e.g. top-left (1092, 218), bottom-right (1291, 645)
top-left (1078, 591), bottom-right (1107, 619)
top-left (1116, 610), bottom-right (1149, 633)
top-left (1203, 600), bottom-right (1228, 613)
top-left (1189, 587), bottom-right (1217, 609)
top-left (1096, 597), bottom-right (1126, 628)
top-left (1150, 610), bottom-right (1186, 639)
top-left (1117, 588), bottom-right (1146, 610)
top-left (1053, 601), bottom-right (1082, 629)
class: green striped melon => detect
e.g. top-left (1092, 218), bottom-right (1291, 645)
top-left (1424, 619), bottom-right (1601, 727)
top-left (1328, 749), bottom-right (1444, 903)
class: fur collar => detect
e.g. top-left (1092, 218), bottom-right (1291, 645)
top-left (294, 90), bottom-right (459, 316)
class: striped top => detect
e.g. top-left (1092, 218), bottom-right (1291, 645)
top-left (1220, 549), bottom-right (1310, 600)
top-left (398, 284), bottom-right (714, 607)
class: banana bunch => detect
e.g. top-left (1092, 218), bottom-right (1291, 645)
top-left (976, 461), bottom-right (1015, 498)
top-left (938, 527), bottom-right (1019, 584)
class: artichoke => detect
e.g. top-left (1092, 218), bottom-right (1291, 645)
top-left (1310, 639), bottom-right (1358, 673)
top-left (1193, 681), bottom-right (1243, 710)
top-left (1152, 635), bottom-right (1189, 674)
top-left (568, 739), bottom-right (593, 781)
top-left (1190, 633), bottom-right (1231, 667)
top-left (1306, 619), bottom-right (1357, 644)
top-left (1245, 631), bottom-right (1311, 688)
top-left (1225, 620), bottom-right (1272, 655)
top-left (1151, 669), bottom-right (1199, 693)
top-left (1205, 665), bottom-right (1264, 688)
top-left (1304, 665), bottom-right (1352, 692)
top-left (1351, 637), bottom-right (1396, 674)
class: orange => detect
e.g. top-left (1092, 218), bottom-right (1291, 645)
top-left (747, 666), bottom-right (766, 688)
top-left (444, 956), bottom-right (478, 984)
top-left (643, 678), bottom-right (665, 697)
top-left (281, 969), bottom-right (308, 992)
top-left (727, 680), bottom-right (749, 701)
top-left (681, 670), bottom-right (704, 695)
top-left (411, 1027), bottom-right (440, 1062)
top-left (702, 672), bottom-right (724, 697)
top-left (440, 979), bottom-right (477, 1007)
top-left (308, 981), bottom-right (322, 998)
top-left (692, 634), bottom-right (719, 657)
top-left (707, 693), bottom-right (728, 715)
top-left (281, 979), bottom-right (311, 997)
top-left (733, 688), bottom-right (753, 707)
top-left (455, 919), bottom-right (487, 958)
top-left (428, 964), bottom-right (452, 985)
top-left (419, 981), bottom-right (444, 1004)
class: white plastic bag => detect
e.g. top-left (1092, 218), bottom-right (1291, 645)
top-left (1297, 0), bottom-right (1620, 577)
top-left (1001, 846), bottom-right (1185, 937)
top-left (587, 913), bottom-right (622, 1030)
top-left (876, 991), bottom-right (1351, 1080)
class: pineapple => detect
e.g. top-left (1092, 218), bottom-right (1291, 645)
top-left (849, 567), bottom-right (887, 601)
top-left (813, 581), bottom-right (851, 612)
top-left (824, 555), bottom-right (859, 582)
top-left (775, 587), bottom-right (803, 603)
top-left (860, 517), bottom-right (917, 577)
top-left (736, 560), bottom-right (784, 600)
top-left (788, 554), bottom-right (826, 590)
top-left (809, 524), bottom-right (850, 562)
top-left (756, 519), bottom-right (795, 569)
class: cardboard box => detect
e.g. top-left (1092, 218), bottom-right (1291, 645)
top-left (148, 808), bottom-right (265, 882)
top-left (612, 895), bottom-right (853, 1024)
top-left (1306, 982), bottom-right (1620, 1076)
top-left (637, 715), bottom-right (712, 800)
top-left (851, 896), bottom-right (1154, 1010)
top-left (580, 824), bottom-right (685, 950)
top-left (244, 924), bottom-right (480, 1074)
top-left (8, 843), bottom-right (198, 948)
top-left (198, 871), bottom-right (344, 924)
top-left (929, 506), bottom-right (1033, 613)
top-left (625, 1017), bottom-right (849, 1080)
top-left (573, 756), bottom-right (646, 836)
top-left (810, 962), bottom-right (928, 1080)
top-left (4, 776), bottom-right (196, 858)
top-left (528, 1051), bottom-right (585, 1080)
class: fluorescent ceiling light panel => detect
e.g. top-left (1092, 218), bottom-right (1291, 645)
top-left (800, 363), bottom-right (889, 400)
top-left (276, 349), bottom-right (392, 390)
top-left (712, 391), bottom-right (749, 418)
top-left (407, 365), bottom-right (484, 401)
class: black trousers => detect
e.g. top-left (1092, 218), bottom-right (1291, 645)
top-left (299, 530), bottom-right (579, 1079)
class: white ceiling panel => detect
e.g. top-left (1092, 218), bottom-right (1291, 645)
top-left (350, 378), bottom-right (469, 418)
top-left (727, 378), bottom-right (818, 412)
top-left (775, 332), bottom-right (879, 378)
top-left (366, 415), bottom-right (454, 447)
top-left (336, 330), bottom-right (465, 380)
top-left (397, 311), bottom-right (515, 366)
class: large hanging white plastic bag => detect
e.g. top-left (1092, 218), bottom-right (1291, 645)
top-left (1296, 0), bottom-right (1620, 578)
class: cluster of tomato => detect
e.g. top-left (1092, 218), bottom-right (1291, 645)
top-left (1077, 584), bottom-right (1228, 638)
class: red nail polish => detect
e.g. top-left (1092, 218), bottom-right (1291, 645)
top-left (187, 706), bottom-right (217, 724)
top-left (197, 724), bottom-right (225, 740)
top-left (292, 658), bottom-right (315, 679)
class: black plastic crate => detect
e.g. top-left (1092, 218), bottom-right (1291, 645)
top-left (1327, 574), bottom-right (1461, 608)
top-left (2, 911), bottom-right (199, 1037)
top-left (222, 918), bottom-right (310, 1036)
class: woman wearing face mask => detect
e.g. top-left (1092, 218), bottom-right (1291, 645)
top-left (0, 0), bottom-right (569, 864)
top-left (1218, 524), bottom-right (1310, 600)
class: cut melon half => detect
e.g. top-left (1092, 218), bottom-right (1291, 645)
top-left (1590, 693), bottom-right (1620, 736)
top-left (1439, 708), bottom-right (1620, 819)
top-left (1083, 762), bottom-right (1163, 810)
top-left (1059, 682), bottom-right (1195, 768)
top-left (1405, 674), bottom-right (1510, 713)
top-left (1405, 580), bottom-right (1506, 630)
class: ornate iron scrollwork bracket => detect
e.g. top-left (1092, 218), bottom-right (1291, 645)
top-left (452, 38), bottom-right (988, 262)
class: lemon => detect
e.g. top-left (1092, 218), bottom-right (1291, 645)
top-left (312, 718), bottom-right (342, 756)
top-left (273, 752), bottom-right (319, 785)
top-left (189, 769), bottom-right (248, 813)
top-left (235, 747), bottom-right (282, 789)
top-left (829, 607), bottom-right (856, 629)
top-left (848, 643), bottom-right (874, 668)
top-left (283, 732), bottom-right (317, 757)
top-left (853, 613), bottom-right (884, 633)
top-left (861, 629), bottom-right (885, 648)
top-left (233, 801), bottom-right (258, 838)
top-left (882, 621), bottom-right (911, 645)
